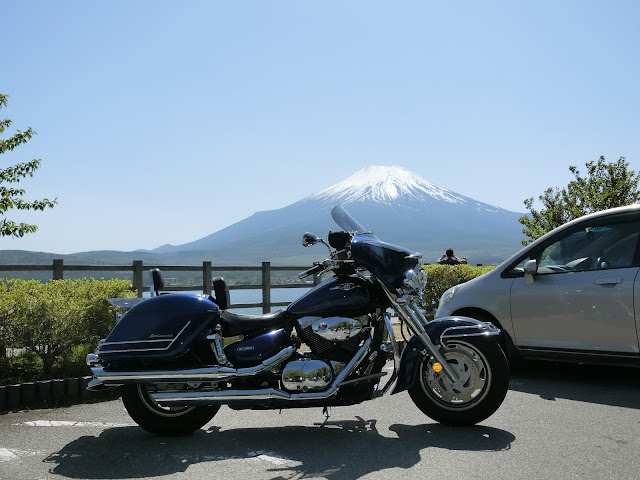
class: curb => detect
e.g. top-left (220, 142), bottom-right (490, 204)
top-left (0, 377), bottom-right (121, 414)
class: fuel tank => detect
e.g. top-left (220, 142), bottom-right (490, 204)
top-left (97, 294), bottom-right (219, 361)
top-left (287, 275), bottom-right (373, 317)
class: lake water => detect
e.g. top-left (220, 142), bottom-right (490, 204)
top-left (144, 287), bottom-right (312, 315)
top-left (228, 287), bottom-right (311, 314)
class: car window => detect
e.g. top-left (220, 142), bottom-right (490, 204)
top-left (537, 221), bottom-right (640, 274)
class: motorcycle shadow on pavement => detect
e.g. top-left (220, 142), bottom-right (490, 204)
top-left (44, 418), bottom-right (515, 479)
top-left (509, 361), bottom-right (640, 409)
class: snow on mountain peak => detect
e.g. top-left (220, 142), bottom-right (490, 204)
top-left (308, 165), bottom-right (466, 205)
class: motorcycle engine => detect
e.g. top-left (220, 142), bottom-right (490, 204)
top-left (296, 316), bottom-right (368, 358)
top-left (281, 359), bottom-right (346, 392)
top-left (281, 316), bottom-right (371, 392)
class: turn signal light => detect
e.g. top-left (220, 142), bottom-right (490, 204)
top-left (432, 362), bottom-right (443, 373)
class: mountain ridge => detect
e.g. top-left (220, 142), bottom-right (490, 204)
top-left (0, 166), bottom-right (526, 266)
top-left (307, 165), bottom-right (482, 207)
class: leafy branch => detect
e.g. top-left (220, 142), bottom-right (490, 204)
top-left (0, 93), bottom-right (57, 237)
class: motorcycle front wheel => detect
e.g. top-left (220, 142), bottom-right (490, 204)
top-left (121, 384), bottom-right (220, 436)
top-left (408, 336), bottom-right (509, 426)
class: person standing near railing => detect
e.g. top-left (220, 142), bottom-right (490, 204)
top-left (437, 248), bottom-right (462, 265)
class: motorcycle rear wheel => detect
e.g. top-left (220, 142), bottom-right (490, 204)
top-left (122, 384), bottom-right (220, 436)
top-left (408, 336), bottom-right (509, 426)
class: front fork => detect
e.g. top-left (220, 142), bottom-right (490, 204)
top-left (395, 302), bottom-right (460, 383)
top-left (380, 284), bottom-right (460, 383)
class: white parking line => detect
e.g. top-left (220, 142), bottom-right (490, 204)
top-left (248, 450), bottom-right (296, 466)
top-left (156, 450), bottom-right (297, 465)
top-left (0, 448), bottom-right (18, 462)
top-left (6, 422), bottom-right (298, 468)
top-left (15, 420), bottom-right (132, 428)
top-left (0, 447), bottom-right (42, 463)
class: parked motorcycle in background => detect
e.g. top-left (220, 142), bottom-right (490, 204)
top-left (86, 206), bottom-right (509, 435)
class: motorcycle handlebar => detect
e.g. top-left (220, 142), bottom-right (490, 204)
top-left (298, 262), bottom-right (325, 279)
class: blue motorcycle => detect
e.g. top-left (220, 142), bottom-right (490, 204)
top-left (86, 206), bottom-right (509, 435)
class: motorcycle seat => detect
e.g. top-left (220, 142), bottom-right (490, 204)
top-left (220, 309), bottom-right (290, 336)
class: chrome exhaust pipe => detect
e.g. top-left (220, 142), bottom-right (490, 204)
top-left (152, 337), bottom-right (372, 407)
top-left (88, 345), bottom-right (296, 387)
top-left (152, 388), bottom-right (292, 405)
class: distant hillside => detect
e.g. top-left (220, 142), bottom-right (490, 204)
top-left (147, 166), bottom-right (526, 266)
top-left (0, 166), bottom-right (527, 268)
top-left (0, 250), bottom-right (109, 265)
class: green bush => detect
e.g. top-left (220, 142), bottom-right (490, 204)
top-left (0, 278), bottom-right (135, 383)
top-left (421, 264), bottom-right (495, 318)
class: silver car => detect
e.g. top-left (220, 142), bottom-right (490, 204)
top-left (435, 204), bottom-right (640, 366)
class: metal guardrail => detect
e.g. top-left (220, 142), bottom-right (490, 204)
top-left (0, 260), bottom-right (320, 314)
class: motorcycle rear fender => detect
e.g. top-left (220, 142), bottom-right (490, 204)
top-left (391, 316), bottom-right (500, 394)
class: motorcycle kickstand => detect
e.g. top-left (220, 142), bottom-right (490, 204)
top-left (322, 406), bottom-right (331, 420)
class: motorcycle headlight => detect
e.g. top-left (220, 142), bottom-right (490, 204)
top-left (403, 269), bottom-right (427, 296)
top-left (439, 285), bottom-right (460, 307)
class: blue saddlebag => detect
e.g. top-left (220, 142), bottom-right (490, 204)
top-left (97, 294), bottom-right (219, 360)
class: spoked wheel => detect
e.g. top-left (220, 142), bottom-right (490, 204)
top-left (121, 384), bottom-right (219, 436)
top-left (408, 336), bottom-right (509, 425)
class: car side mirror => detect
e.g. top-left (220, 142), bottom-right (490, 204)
top-left (524, 259), bottom-right (538, 285)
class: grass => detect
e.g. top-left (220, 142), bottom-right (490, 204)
top-left (392, 322), bottom-right (410, 342)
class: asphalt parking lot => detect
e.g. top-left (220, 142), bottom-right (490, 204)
top-left (1, 362), bottom-right (639, 480)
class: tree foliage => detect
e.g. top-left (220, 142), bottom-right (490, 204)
top-left (0, 93), bottom-right (57, 237)
top-left (0, 278), bottom-right (135, 376)
top-left (519, 156), bottom-right (640, 245)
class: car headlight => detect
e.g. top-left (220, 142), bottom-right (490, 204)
top-left (439, 285), bottom-right (461, 307)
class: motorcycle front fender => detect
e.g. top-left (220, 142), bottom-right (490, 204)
top-left (391, 316), bottom-right (500, 395)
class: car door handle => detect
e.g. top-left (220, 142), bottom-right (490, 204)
top-left (595, 277), bottom-right (623, 285)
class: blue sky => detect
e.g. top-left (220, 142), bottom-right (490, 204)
top-left (1, 1), bottom-right (639, 254)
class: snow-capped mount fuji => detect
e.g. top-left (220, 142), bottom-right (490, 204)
top-left (305, 166), bottom-right (506, 215)
top-left (149, 166), bottom-right (525, 266)
top-left (308, 166), bottom-right (469, 206)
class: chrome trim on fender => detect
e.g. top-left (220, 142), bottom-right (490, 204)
top-left (439, 322), bottom-right (501, 345)
top-left (86, 353), bottom-right (101, 367)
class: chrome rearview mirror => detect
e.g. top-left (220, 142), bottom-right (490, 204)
top-left (302, 232), bottom-right (332, 255)
top-left (302, 232), bottom-right (321, 247)
top-left (524, 259), bottom-right (538, 285)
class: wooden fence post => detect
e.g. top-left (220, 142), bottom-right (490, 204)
top-left (203, 261), bottom-right (212, 295)
top-left (262, 261), bottom-right (271, 314)
top-left (53, 259), bottom-right (64, 280)
top-left (133, 260), bottom-right (143, 297)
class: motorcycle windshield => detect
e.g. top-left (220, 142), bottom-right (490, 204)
top-left (331, 205), bottom-right (367, 233)
top-left (331, 206), bottom-right (422, 289)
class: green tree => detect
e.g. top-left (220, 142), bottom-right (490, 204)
top-left (3, 278), bottom-right (135, 375)
top-left (1, 93), bottom-right (57, 237)
top-left (519, 156), bottom-right (640, 245)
